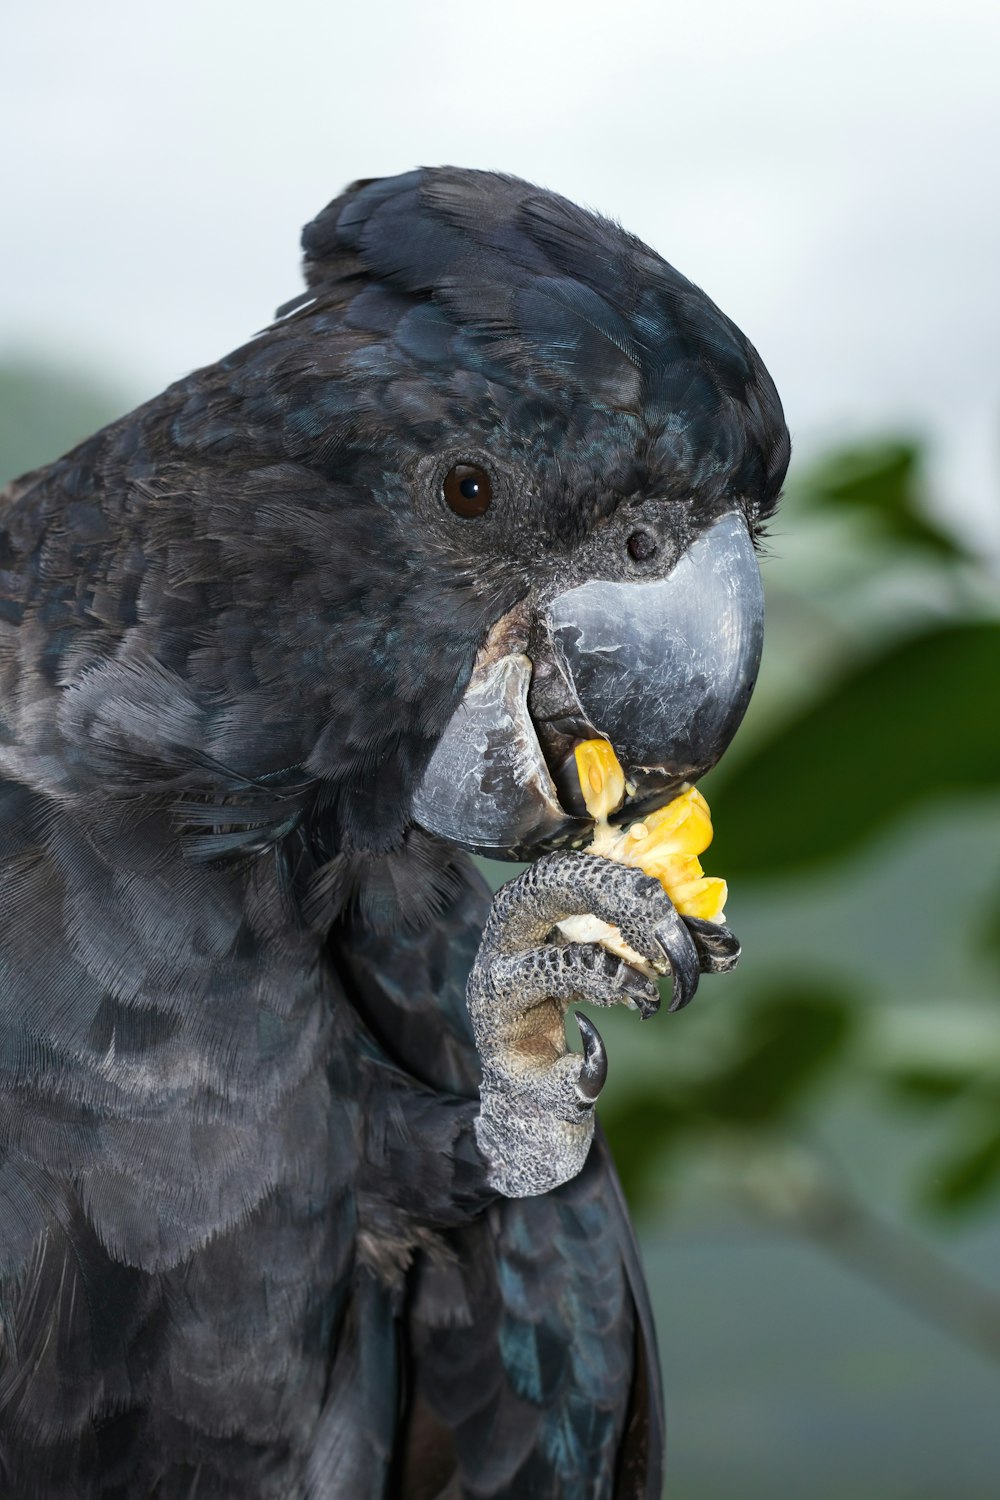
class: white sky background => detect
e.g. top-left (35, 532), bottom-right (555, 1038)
top-left (2, 0), bottom-right (999, 550)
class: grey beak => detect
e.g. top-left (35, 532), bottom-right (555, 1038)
top-left (413, 512), bottom-right (764, 858)
top-left (542, 511), bottom-right (764, 801)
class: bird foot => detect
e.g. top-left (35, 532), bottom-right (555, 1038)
top-left (467, 851), bottom-right (740, 1197)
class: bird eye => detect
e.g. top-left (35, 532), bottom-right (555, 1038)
top-left (443, 463), bottom-right (492, 518)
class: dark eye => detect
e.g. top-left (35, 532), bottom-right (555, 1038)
top-left (443, 463), bottom-right (492, 517)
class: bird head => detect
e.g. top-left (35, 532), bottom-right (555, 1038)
top-left (280, 168), bottom-right (789, 862)
top-left (37, 167), bottom-right (786, 911)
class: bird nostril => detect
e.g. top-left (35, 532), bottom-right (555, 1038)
top-left (626, 529), bottom-right (657, 563)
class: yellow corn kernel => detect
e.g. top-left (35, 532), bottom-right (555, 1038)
top-left (572, 739), bottom-right (625, 823)
top-left (668, 875), bottom-right (728, 922)
top-left (639, 787), bottom-right (714, 858)
top-left (574, 738), bottom-right (727, 925)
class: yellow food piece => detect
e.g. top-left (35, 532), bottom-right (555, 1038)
top-left (573, 738), bottom-right (626, 823)
top-left (573, 739), bottom-right (727, 924)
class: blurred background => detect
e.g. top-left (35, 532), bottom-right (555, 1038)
top-left (3, 2), bottom-right (999, 1494)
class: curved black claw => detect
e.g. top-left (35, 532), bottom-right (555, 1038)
top-left (684, 917), bottom-right (741, 975)
top-left (652, 907), bottom-right (702, 1013)
top-left (632, 980), bottom-right (662, 1021)
top-left (574, 1011), bottom-right (608, 1103)
top-left (574, 943), bottom-right (661, 1018)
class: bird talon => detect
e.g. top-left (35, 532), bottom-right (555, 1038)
top-left (684, 915), bottom-right (741, 974)
top-left (635, 987), bottom-right (661, 1021)
top-left (574, 1011), bottom-right (608, 1103)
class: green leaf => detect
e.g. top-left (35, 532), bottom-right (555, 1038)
top-left (698, 987), bottom-right (854, 1126)
top-left (886, 1067), bottom-right (977, 1106)
top-left (709, 623), bottom-right (1000, 876)
top-left (793, 440), bottom-right (966, 559)
top-left (923, 1122), bottom-right (1000, 1215)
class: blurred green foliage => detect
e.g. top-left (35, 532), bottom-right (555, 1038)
top-left (712, 622), bottom-right (1000, 875)
top-left (797, 439), bottom-right (969, 560)
top-left (606, 982), bottom-right (855, 1206)
top-left (0, 360), bottom-right (123, 485)
top-left (600, 434), bottom-right (1000, 1230)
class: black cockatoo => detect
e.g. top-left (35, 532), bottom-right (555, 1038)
top-left (0, 168), bottom-right (788, 1498)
